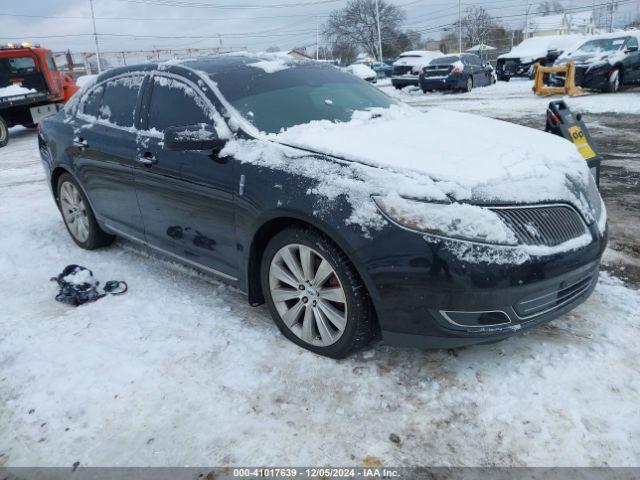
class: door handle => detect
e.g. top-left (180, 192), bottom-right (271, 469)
top-left (136, 151), bottom-right (157, 167)
top-left (73, 137), bottom-right (88, 149)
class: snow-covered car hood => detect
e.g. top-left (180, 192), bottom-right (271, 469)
top-left (269, 106), bottom-right (595, 214)
top-left (556, 51), bottom-right (626, 67)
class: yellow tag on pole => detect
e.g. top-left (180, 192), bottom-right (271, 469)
top-left (568, 126), bottom-right (597, 160)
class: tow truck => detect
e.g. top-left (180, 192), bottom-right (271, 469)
top-left (1, 42), bottom-right (79, 148)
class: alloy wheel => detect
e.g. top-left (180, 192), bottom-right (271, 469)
top-left (269, 243), bottom-right (348, 347)
top-left (60, 181), bottom-right (90, 243)
top-left (610, 70), bottom-right (620, 92)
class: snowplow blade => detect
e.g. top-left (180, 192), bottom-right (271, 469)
top-left (533, 61), bottom-right (585, 97)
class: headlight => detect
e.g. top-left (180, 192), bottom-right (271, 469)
top-left (372, 195), bottom-right (518, 245)
top-left (584, 175), bottom-right (607, 233)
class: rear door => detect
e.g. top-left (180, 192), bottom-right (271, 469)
top-left (134, 74), bottom-right (239, 281)
top-left (72, 74), bottom-right (146, 238)
top-left (623, 36), bottom-right (640, 83)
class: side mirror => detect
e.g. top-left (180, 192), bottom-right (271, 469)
top-left (626, 45), bottom-right (639, 53)
top-left (163, 124), bottom-right (225, 151)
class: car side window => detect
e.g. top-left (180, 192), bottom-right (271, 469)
top-left (147, 76), bottom-right (210, 131)
top-left (81, 85), bottom-right (104, 118)
top-left (45, 54), bottom-right (57, 71)
top-left (627, 37), bottom-right (638, 49)
top-left (98, 76), bottom-right (144, 128)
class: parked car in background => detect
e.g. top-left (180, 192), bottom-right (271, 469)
top-left (345, 63), bottom-right (377, 83)
top-left (496, 35), bottom-right (585, 81)
top-left (371, 61), bottom-right (393, 78)
top-left (551, 33), bottom-right (640, 93)
top-left (419, 53), bottom-right (495, 93)
top-left (391, 50), bottom-right (443, 89)
top-left (38, 55), bottom-right (607, 358)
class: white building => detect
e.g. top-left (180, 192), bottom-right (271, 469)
top-left (527, 11), bottom-right (596, 38)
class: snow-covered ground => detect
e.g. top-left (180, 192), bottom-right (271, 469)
top-left (2, 84), bottom-right (640, 467)
top-left (378, 78), bottom-right (640, 116)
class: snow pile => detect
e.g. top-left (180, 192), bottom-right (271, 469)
top-left (0, 84), bottom-right (37, 98)
top-left (247, 53), bottom-right (294, 74)
top-left (74, 74), bottom-right (98, 89)
top-left (347, 64), bottom-right (377, 80)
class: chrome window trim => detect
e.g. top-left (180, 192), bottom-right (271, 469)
top-left (76, 72), bottom-right (146, 132)
top-left (440, 310), bottom-right (512, 328)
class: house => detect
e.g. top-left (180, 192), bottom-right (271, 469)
top-left (569, 11), bottom-right (596, 35)
top-left (287, 49), bottom-right (312, 60)
top-left (527, 11), bottom-right (596, 38)
top-left (527, 13), bottom-right (571, 37)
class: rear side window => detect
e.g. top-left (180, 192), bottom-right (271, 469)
top-left (98, 76), bottom-right (144, 128)
top-left (82, 85), bottom-right (104, 118)
top-left (627, 37), bottom-right (639, 49)
top-left (0, 56), bottom-right (36, 74)
top-left (147, 76), bottom-right (210, 131)
top-left (45, 54), bottom-right (57, 71)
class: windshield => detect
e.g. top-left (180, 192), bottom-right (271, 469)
top-left (212, 61), bottom-right (394, 134)
top-left (576, 37), bottom-right (628, 54)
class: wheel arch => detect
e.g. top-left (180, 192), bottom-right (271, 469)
top-left (245, 213), bottom-right (378, 323)
top-left (51, 166), bottom-right (72, 202)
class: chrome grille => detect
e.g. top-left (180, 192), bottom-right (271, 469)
top-left (514, 273), bottom-right (595, 318)
top-left (492, 205), bottom-right (587, 247)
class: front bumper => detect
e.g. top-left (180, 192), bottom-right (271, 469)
top-left (550, 64), bottom-right (611, 90)
top-left (497, 59), bottom-right (533, 78)
top-left (355, 223), bottom-right (607, 349)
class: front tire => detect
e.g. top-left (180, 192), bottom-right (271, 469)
top-left (605, 68), bottom-right (621, 93)
top-left (261, 226), bottom-right (374, 358)
top-left (464, 76), bottom-right (473, 92)
top-left (0, 115), bottom-right (8, 148)
top-left (57, 173), bottom-right (115, 249)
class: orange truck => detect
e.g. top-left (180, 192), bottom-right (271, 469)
top-left (1, 42), bottom-right (79, 148)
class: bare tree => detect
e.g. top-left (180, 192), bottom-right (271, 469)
top-left (454, 6), bottom-right (498, 50)
top-left (266, 46), bottom-right (281, 53)
top-left (536, 1), bottom-right (564, 15)
top-left (324, 0), bottom-right (405, 59)
top-left (332, 42), bottom-right (358, 65)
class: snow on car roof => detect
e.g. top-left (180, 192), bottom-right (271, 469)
top-left (399, 50), bottom-right (442, 57)
top-left (499, 34), bottom-right (587, 60)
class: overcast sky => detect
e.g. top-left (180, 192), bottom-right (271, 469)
top-left (1, 0), bottom-right (638, 54)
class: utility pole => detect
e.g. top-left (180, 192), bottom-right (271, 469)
top-left (374, 0), bottom-right (383, 62)
top-left (88, 0), bottom-right (102, 73)
top-left (316, 21), bottom-right (319, 61)
top-left (524, 0), bottom-right (530, 38)
top-left (458, 0), bottom-right (462, 53)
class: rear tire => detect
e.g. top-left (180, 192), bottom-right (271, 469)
top-left (0, 115), bottom-right (8, 148)
top-left (261, 226), bottom-right (374, 358)
top-left (57, 173), bottom-right (115, 250)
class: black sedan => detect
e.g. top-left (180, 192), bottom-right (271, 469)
top-left (419, 54), bottom-right (495, 93)
top-left (552, 35), bottom-right (640, 93)
top-left (38, 55), bottom-right (607, 358)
